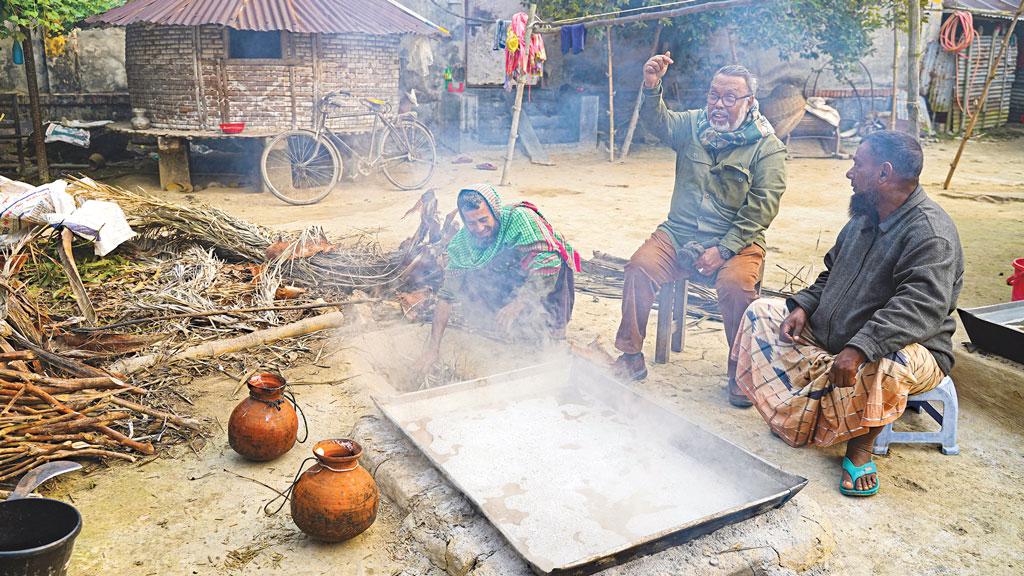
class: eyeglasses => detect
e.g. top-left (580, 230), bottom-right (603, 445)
top-left (707, 92), bottom-right (752, 107)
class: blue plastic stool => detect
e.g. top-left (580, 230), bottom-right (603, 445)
top-left (872, 376), bottom-right (960, 456)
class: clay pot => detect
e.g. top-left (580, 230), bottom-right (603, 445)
top-left (228, 373), bottom-right (298, 461)
top-left (130, 108), bottom-right (151, 130)
top-left (290, 439), bottom-right (379, 542)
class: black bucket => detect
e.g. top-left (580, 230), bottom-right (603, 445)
top-left (0, 498), bottom-right (82, 576)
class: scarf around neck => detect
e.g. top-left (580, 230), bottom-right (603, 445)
top-left (697, 100), bottom-right (775, 152)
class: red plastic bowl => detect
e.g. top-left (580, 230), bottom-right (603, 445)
top-left (220, 122), bottom-right (246, 134)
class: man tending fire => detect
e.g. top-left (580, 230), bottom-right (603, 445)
top-left (733, 131), bottom-right (964, 496)
top-left (612, 53), bottom-right (787, 409)
top-left (417, 184), bottom-right (580, 370)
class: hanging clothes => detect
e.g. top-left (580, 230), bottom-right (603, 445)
top-left (560, 24), bottom-right (587, 55)
top-left (493, 19), bottom-right (510, 51)
top-left (505, 11), bottom-right (546, 82)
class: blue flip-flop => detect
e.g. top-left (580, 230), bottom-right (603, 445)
top-left (839, 456), bottom-right (880, 497)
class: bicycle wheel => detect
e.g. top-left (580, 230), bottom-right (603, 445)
top-left (261, 129), bottom-right (342, 205)
top-left (379, 119), bottom-right (437, 191)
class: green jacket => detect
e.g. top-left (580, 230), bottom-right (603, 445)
top-left (641, 84), bottom-right (787, 255)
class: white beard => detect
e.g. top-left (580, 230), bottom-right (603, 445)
top-left (709, 118), bottom-right (732, 131)
top-left (709, 106), bottom-right (749, 132)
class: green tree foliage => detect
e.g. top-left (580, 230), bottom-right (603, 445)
top-left (0, 0), bottom-right (124, 40)
top-left (540, 0), bottom-right (922, 78)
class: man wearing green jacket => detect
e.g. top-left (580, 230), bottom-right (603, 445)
top-left (613, 54), bottom-right (787, 408)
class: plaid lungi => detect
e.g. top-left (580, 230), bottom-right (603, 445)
top-left (732, 299), bottom-right (944, 448)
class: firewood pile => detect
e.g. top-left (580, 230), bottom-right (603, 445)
top-left (0, 177), bottom-right (436, 484)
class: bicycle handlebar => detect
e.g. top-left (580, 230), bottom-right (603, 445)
top-left (321, 90), bottom-right (353, 103)
top-left (320, 92), bottom-right (391, 115)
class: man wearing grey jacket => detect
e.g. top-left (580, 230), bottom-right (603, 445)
top-left (732, 130), bottom-right (963, 497)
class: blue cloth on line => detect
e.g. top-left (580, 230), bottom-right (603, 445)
top-left (560, 24), bottom-right (586, 55)
top-left (494, 20), bottom-right (510, 51)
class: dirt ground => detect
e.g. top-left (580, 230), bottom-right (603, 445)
top-left (54, 134), bottom-right (1024, 575)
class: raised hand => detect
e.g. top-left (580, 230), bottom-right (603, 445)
top-left (643, 51), bottom-right (674, 89)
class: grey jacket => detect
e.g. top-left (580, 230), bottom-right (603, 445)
top-left (789, 187), bottom-right (964, 374)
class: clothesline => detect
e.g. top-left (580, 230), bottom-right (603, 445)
top-left (533, 0), bottom-right (757, 33)
top-left (545, 0), bottom-right (714, 26)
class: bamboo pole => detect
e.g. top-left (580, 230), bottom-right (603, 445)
top-left (607, 26), bottom-right (616, 162)
top-left (906, 0), bottom-right (922, 139)
top-left (890, 11), bottom-right (899, 131)
top-left (944, 2), bottom-right (1024, 189)
top-left (621, 24), bottom-right (663, 161)
top-left (109, 311), bottom-right (346, 375)
top-left (500, 4), bottom-right (538, 187)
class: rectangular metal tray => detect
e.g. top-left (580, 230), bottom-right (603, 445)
top-left (377, 357), bottom-right (807, 575)
top-left (958, 301), bottom-right (1024, 364)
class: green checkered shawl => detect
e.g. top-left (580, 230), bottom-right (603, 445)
top-left (446, 184), bottom-right (580, 274)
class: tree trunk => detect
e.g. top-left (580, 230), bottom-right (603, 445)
top-left (20, 26), bottom-right (49, 182)
top-left (906, 0), bottom-right (922, 140)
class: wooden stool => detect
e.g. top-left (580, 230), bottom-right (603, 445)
top-left (654, 279), bottom-right (689, 364)
top-left (653, 273), bottom-right (763, 365)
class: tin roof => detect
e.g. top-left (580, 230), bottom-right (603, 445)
top-left (86, 0), bottom-right (447, 35)
top-left (943, 0), bottom-right (1024, 20)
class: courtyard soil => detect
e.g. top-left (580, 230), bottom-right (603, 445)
top-left (53, 137), bottom-right (1024, 574)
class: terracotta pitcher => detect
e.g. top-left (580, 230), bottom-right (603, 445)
top-left (228, 372), bottom-right (302, 461)
top-left (290, 439), bottom-right (379, 542)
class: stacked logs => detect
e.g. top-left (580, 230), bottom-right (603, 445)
top-left (0, 348), bottom-right (200, 483)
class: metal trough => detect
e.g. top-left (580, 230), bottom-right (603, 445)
top-left (958, 301), bottom-right (1024, 364)
top-left (378, 357), bottom-right (807, 575)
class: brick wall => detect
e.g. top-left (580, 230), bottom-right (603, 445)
top-left (125, 25), bottom-right (400, 134)
top-left (125, 25), bottom-right (200, 130)
top-left (318, 34), bottom-right (401, 133)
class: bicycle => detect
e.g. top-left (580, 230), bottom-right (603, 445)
top-left (260, 90), bottom-right (437, 205)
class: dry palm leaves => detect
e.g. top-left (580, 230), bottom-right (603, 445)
top-left (68, 177), bottom-right (411, 291)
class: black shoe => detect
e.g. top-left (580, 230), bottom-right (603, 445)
top-left (612, 353), bottom-right (648, 381)
top-left (727, 378), bottom-right (753, 408)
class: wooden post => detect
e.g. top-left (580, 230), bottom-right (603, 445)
top-left (890, 14), bottom-right (899, 131)
top-left (20, 27), bottom-right (49, 182)
top-left (312, 35), bottom-right (321, 131)
top-left (621, 24), bottom-right (662, 161)
top-left (671, 278), bottom-right (687, 353)
top-left (944, 1), bottom-right (1024, 189)
top-left (906, 0), bottom-right (922, 139)
top-left (500, 4), bottom-right (538, 187)
top-left (607, 26), bottom-right (615, 162)
top-left (157, 136), bottom-right (193, 192)
top-left (654, 282), bottom-right (673, 364)
top-left (192, 27), bottom-right (207, 130)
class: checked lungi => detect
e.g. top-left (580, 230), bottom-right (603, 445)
top-left (732, 299), bottom-right (944, 448)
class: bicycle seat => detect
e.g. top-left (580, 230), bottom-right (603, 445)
top-left (364, 98), bottom-right (386, 109)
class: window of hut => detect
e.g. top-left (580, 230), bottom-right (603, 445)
top-left (228, 30), bottom-right (284, 59)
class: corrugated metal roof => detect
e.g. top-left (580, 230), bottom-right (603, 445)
top-left (86, 0), bottom-right (447, 35)
top-left (943, 0), bottom-right (1024, 20)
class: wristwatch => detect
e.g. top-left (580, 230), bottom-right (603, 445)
top-left (717, 245), bottom-right (735, 260)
